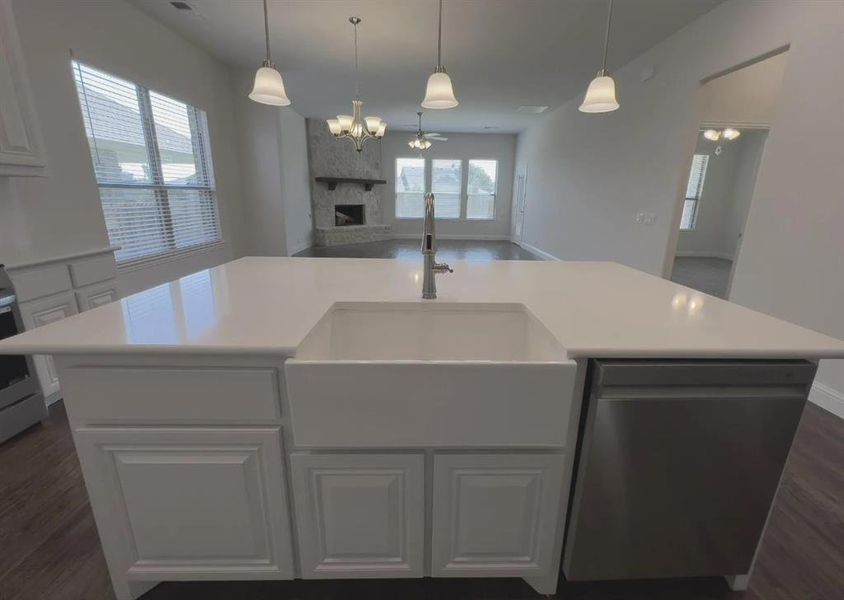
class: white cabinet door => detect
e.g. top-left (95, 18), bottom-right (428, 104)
top-left (432, 453), bottom-right (565, 577)
top-left (75, 279), bottom-right (120, 311)
top-left (74, 427), bottom-right (295, 580)
top-left (291, 453), bottom-right (425, 578)
top-left (0, 0), bottom-right (47, 176)
top-left (18, 291), bottom-right (78, 398)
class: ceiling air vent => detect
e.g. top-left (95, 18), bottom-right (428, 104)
top-left (170, 1), bottom-right (192, 10)
top-left (517, 105), bottom-right (549, 114)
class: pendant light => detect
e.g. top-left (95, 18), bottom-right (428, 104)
top-left (579, 0), bottom-right (619, 113)
top-left (249, 0), bottom-right (291, 106)
top-left (421, 0), bottom-right (458, 109)
top-left (326, 18), bottom-right (386, 152)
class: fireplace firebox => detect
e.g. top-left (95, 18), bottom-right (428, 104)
top-left (335, 204), bottom-right (365, 227)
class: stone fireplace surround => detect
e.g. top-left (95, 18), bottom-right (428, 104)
top-left (307, 119), bottom-right (392, 247)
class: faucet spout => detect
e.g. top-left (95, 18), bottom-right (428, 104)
top-left (421, 192), bottom-right (452, 299)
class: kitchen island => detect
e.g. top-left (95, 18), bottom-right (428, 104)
top-left (1, 256), bottom-right (842, 600)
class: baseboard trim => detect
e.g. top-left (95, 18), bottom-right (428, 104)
top-left (515, 241), bottom-right (560, 261)
top-left (389, 233), bottom-right (511, 241)
top-left (809, 382), bottom-right (844, 419)
top-left (288, 240), bottom-right (312, 255)
top-left (674, 251), bottom-right (734, 261)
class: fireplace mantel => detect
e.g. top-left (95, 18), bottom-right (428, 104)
top-left (315, 176), bottom-right (387, 192)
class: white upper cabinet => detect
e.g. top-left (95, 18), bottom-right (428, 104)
top-left (0, 0), bottom-right (47, 176)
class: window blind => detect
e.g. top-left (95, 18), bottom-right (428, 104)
top-left (395, 157), bottom-right (426, 218)
top-left (72, 60), bottom-right (220, 265)
top-left (680, 154), bottom-right (709, 230)
top-left (431, 159), bottom-right (462, 219)
top-left (466, 159), bottom-right (497, 220)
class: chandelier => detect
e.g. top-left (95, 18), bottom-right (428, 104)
top-left (326, 17), bottom-right (386, 152)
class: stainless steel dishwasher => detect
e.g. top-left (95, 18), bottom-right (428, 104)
top-left (562, 359), bottom-right (816, 581)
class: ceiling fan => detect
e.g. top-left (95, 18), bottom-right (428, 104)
top-left (408, 111), bottom-right (447, 150)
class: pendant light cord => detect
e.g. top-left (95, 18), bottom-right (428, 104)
top-left (436, 0), bottom-right (443, 68)
top-left (601, 0), bottom-right (613, 73)
top-left (263, 0), bottom-right (272, 63)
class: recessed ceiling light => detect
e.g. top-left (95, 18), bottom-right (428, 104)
top-left (517, 105), bottom-right (549, 114)
top-left (170, 1), bottom-right (192, 10)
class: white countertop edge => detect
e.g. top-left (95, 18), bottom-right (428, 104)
top-left (1, 343), bottom-right (835, 360)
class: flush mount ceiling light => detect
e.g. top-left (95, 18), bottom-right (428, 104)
top-left (326, 18), bottom-right (386, 152)
top-left (702, 128), bottom-right (741, 142)
top-left (408, 111), bottom-right (448, 150)
top-left (249, 0), bottom-right (291, 106)
top-left (579, 0), bottom-right (620, 114)
top-left (703, 129), bottom-right (721, 141)
top-left (421, 0), bottom-right (459, 109)
top-left (722, 127), bottom-right (741, 140)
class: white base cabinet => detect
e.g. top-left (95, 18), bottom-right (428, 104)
top-left (431, 453), bottom-right (565, 577)
top-left (74, 427), bottom-right (295, 581)
top-left (291, 453), bottom-right (425, 578)
top-left (54, 355), bottom-right (582, 599)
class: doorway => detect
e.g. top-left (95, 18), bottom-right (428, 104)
top-left (671, 127), bottom-right (769, 298)
top-left (669, 48), bottom-right (788, 299)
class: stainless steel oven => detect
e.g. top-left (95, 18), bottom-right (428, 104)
top-left (0, 289), bottom-right (46, 443)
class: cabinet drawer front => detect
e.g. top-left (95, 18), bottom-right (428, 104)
top-left (69, 254), bottom-right (117, 287)
top-left (9, 265), bottom-right (72, 302)
top-left (62, 367), bottom-right (281, 423)
top-left (74, 427), bottom-right (294, 580)
top-left (291, 453), bottom-right (425, 578)
top-left (432, 453), bottom-right (565, 578)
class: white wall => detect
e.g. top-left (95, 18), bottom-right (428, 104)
top-left (232, 70), bottom-right (313, 257)
top-left (677, 131), bottom-right (767, 260)
top-left (278, 109), bottom-right (313, 255)
top-left (699, 49), bottom-right (788, 126)
top-left (728, 3), bottom-right (844, 412)
top-left (1, 0), bottom-right (246, 295)
top-left (381, 132), bottom-right (516, 239)
top-left (515, 0), bottom-right (843, 409)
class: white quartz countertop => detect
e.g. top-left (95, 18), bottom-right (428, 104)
top-left (2, 256), bottom-right (843, 359)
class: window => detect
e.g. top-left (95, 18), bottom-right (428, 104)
top-left (681, 154), bottom-right (709, 230)
top-left (466, 159), bottom-right (498, 220)
top-left (431, 159), bottom-right (462, 219)
top-left (395, 157), bottom-right (426, 218)
top-left (72, 61), bottom-right (220, 265)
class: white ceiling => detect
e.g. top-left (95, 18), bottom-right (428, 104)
top-left (128, 0), bottom-right (724, 133)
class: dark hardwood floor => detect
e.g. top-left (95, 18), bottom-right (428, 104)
top-left (0, 401), bottom-right (841, 600)
top-left (293, 239), bottom-right (541, 261)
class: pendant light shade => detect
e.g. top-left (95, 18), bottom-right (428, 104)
top-left (250, 0), bottom-right (291, 106)
top-left (422, 70), bottom-right (458, 109)
top-left (579, 70), bottom-right (619, 113)
top-left (421, 0), bottom-right (458, 109)
top-left (249, 63), bottom-right (291, 106)
top-left (579, 0), bottom-right (619, 114)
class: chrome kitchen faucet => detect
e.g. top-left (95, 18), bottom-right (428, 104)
top-left (421, 192), bottom-right (453, 299)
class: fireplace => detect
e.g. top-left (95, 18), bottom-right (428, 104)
top-left (335, 204), bottom-right (365, 227)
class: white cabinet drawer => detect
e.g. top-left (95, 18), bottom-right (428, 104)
top-left (75, 427), bottom-right (295, 580)
top-left (75, 279), bottom-right (119, 311)
top-left (69, 254), bottom-right (117, 287)
top-left (8, 264), bottom-right (72, 302)
top-left (61, 366), bottom-right (281, 423)
top-left (431, 453), bottom-right (565, 578)
top-left (290, 453), bottom-right (425, 578)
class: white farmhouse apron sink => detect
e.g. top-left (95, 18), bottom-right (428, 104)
top-left (284, 302), bottom-right (578, 448)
